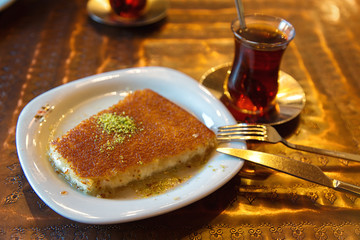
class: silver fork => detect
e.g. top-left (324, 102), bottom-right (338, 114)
top-left (217, 123), bottom-right (360, 163)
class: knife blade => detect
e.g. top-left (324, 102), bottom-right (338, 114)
top-left (217, 148), bottom-right (360, 197)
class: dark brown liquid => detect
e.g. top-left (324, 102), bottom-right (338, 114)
top-left (225, 25), bottom-right (288, 119)
top-left (110, 0), bottom-right (146, 18)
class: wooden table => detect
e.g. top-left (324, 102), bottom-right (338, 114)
top-left (1, 0), bottom-right (360, 238)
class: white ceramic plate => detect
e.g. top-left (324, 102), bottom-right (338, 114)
top-left (0, 0), bottom-right (15, 11)
top-left (16, 67), bottom-right (245, 224)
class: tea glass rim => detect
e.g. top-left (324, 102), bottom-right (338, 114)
top-left (231, 13), bottom-right (295, 49)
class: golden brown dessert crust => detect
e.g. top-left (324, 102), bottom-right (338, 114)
top-left (50, 89), bottom-right (216, 183)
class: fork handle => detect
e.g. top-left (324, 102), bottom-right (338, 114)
top-left (282, 140), bottom-right (360, 163)
top-left (334, 179), bottom-right (360, 197)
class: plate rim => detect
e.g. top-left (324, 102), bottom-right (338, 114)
top-left (0, 0), bottom-right (16, 11)
top-left (16, 66), bottom-right (245, 224)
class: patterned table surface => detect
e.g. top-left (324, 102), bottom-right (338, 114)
top-left (1, 0), bottom-right (360, 239)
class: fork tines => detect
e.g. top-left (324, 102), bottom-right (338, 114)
top-left (216, 123), bottom-right (267, 142)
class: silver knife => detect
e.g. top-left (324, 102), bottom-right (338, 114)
top-left (217, 148), bottom-right (360, 197)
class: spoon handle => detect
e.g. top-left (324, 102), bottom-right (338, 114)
top-left (235, 0), bottom-right (246, 29)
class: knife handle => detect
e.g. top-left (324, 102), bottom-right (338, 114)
top-left (333, 179), bottom-right (360, 197)
top-left (284, 140), bottom-right (360, 163)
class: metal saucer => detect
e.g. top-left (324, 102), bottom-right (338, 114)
top-left (87, 0), bottom-right (168, 27)
top-left (200, 63), bottom-right (306, 125)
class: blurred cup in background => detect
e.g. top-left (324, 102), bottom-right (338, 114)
top-left (109, 0), bottom-right (147, 18)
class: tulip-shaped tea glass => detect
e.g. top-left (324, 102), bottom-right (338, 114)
top-left (201, 14), bottom-right (304, 124)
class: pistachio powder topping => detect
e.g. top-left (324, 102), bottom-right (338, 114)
top-left (95, 112), bottom-right (139, 151)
